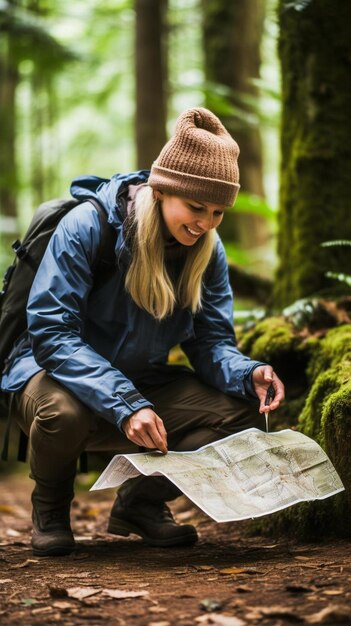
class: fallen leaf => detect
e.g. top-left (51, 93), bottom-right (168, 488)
top-left (306, 604), bottom-right (351, 623)
top-left (6, 529), bottom-right (21, 537)
top-left (67, 587), bottom-right (102, 600)
top-left (195, 614), bottom-right (245, 626)
top-left (294, 555), bottom-right (312, 561)
top-left (52, 601), bottom-right (73, 611)
top-left (219, 567), bottom-right (262, 576)
top-left (31, 607), bottom-right (53, 615)
top-left (0, 505), bottom-right (17, 514)
top-left (322, 589), bottom-right (344, 596)
top-left (235, 586), bottom-right (252, 593)
top-left (149, 606), bottom-right (167, 614)
top-left (199, 598), bottom-right (223, 612)
top-left (21, 598), bottom-right (38, 606)
top-left (147, 622), bottom-right (171, 626)
top-left (218, 568), bottom-right (246, 575)
top-left (0, 579), bottom-right (13, 584)
top-left (10, 559), bottom-right (39, 569)
top-left (245, 610), bottom-right (263, 620)
top-left (102, 588), bottom-right (149, 599)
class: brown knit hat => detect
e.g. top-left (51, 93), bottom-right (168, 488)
top-left (148, 107), bottom-right (240, 206)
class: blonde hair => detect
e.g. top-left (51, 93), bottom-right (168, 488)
top-left (125, 185), bottom-right (216, 320)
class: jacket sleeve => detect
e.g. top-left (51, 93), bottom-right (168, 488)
top-left (181, 236), bottom-right (265, 401)
top-left (27, 203), bottom-right (152, 430)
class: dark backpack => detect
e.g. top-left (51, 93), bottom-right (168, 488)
top-left (0, 197), bottom-right (117, 453)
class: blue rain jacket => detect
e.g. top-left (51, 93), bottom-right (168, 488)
top-left (1, 171), bottom-right (264, 431)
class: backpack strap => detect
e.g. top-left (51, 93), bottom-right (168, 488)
top-left (88, 198), bottom-right (117, 276)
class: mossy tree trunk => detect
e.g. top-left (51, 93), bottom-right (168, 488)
top-left (135, 0), bottom-right (168, 169)
top-left (274, 0), bottom-right (351, 308)
top-left (202, 0), bottom-right (267, 249)
top-left (239, 316), bottom-right (351, 539)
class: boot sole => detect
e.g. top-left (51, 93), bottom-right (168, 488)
top-left (32, 544), bottom-right (75, 557)
top-left (107, 518), bottom-right (198, 547)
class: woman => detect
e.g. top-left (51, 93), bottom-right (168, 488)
top-left (2, 107), bottom-right (284, 556)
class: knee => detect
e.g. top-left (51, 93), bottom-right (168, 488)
top-left (221, 402), bottom-right (265, 433)
top-left (32, 390), bottom-right (93, 443)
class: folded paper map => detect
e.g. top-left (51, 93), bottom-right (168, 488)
top-left (90, 428), bottom-right (344, 522)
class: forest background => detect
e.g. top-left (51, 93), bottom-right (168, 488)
top-left (0, 0), bottom-right (280, 289)
top-left (1, 0), bottom-right (351, 538)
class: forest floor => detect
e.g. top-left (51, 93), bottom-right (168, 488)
top-left (1, 471), bottom-right (351, 626)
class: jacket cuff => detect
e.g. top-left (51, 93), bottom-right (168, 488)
top-left (112, 389), bottom-right (154, 431)
top-left (244, 362), bottom-right (267, 401)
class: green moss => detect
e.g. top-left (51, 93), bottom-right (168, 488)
top-left (253, 324), bottom-right (351, 538)
top-left (306, 325), bottom-right (351, 380)
top-left (300, 325), bottom-right (351, 443)
top-left (238, 317), bottom-right (297, 362)
top-left (323, 380), bottom-right (351, 506)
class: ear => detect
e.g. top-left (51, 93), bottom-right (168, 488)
top-left (153, 190), bottom-right (164, 201)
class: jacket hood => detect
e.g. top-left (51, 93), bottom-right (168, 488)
top-left (70, 170), bottom-right (150, 228)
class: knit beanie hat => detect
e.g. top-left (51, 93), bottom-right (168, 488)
top-left (148, 107), bottom-right (240, 207)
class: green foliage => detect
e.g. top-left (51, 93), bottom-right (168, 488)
top-left (0, 3), bottom-right (77, 71)
top-left (230, 192), bottom-right (276, 221)
top-left (321, 240), bottom-right (351, 288)
top-left (282, 0), bottom-right (313, 12)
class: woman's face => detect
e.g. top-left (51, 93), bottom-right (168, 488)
top-left (156, 192), bottom-right (226, 246)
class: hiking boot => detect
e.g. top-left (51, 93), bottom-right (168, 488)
top-left (107, 475), bottom-right (198, 547)
top-left (31, 496), bottom-right (75, 557)
top-left (32, 506), bottom-right (75, 557)
top-left (107, 498), bottom-right (198, 547)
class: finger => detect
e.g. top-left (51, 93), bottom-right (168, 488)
top-left (139, 431), bottom-right (161, 450)
top-left (263, 365), bottom-right (274, 382)
top-left (155, 417), bottom-right (168, 451)
top-left (147, 424), bottom-right (168, 454)
top-left (125, 432), bottom-right (146, 448)
top-left (130, 419), bottom-right (167, 454)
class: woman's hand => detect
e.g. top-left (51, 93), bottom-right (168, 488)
top-left (122, 408), bottom-right (168, 454)
top-left (252, 365), bottom-right (285, 414)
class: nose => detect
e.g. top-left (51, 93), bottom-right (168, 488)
top-left (196, 214), bottom-right (214, 231)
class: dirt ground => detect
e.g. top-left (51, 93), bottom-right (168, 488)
top-left (1, 471), bottom-right (351, 626)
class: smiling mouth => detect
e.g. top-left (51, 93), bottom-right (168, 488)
top-left (185, 225), bottom-right (202, 237)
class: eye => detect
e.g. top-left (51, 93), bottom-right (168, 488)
top-left (214, 210), bottom-right (224, 217)
top-left (189, 204), bottom-right (204, 213)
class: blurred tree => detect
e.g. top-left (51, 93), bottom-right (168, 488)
top-left (0, 0), bottom-right (75, 271)
top-left (202, 0), bottom-right (268, 250)
top-left (135, 0), bottom-right (168, 168)
top-left (274, 0), bottom-right (351, 307)
top-left (0, 0), bottom-right (20, 239)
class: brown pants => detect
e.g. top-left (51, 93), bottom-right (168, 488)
top-left (15, 370), bottom-right (264, 504)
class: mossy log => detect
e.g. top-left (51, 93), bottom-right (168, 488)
top-left (239, 318), bottom-right (351, 538)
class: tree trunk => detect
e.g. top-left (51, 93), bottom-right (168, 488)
top-left (135, 0), bottom-right (168, 169)
top-left (202, 0), bottom-right (267, 249)
top-left (274, 0), bottom-right (351, 308)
